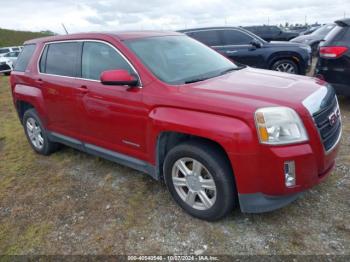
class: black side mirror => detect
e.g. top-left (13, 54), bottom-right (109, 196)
top-left (250, 39), bottom-right (262, 48)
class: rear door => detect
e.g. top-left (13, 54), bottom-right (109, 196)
top-left (38, 41), bottom-right (86, 139)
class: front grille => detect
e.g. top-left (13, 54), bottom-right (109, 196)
top-left (313, 96), bottom-right (341, 152)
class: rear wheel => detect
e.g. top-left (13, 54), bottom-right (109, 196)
top-left (163, 140), bottom-right (236, 221)
top-left (23, 109), bottom-right (59, 155)
top-left (271, 59), bottom-right (299, 74)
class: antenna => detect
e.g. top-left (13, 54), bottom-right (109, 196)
top-left (61, 23), bottom-right (69, 35)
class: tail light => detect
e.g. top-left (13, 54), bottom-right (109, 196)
top-left (319, 46), bottom-right (348, 58)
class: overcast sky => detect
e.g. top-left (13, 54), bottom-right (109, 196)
top-left (0, 0), bottom-right (349, 34)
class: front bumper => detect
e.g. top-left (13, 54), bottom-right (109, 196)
top-left (238, 192), bottom-right (302, 213)
top-left (229, 133), bottom-right (340, 213)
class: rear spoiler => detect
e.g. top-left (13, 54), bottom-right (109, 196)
top-left (335, 19), bottom-right (350, 27)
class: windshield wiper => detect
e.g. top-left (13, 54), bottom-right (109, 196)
top-left (219, 66), bottom-right (246, 76)
top-left (184, 76), bottom-right (212, 84)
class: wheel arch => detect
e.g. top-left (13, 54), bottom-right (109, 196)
top-left (155, 131), bottom-right (233, 180)
top-left (13, 84), bottom-right (47, 126)
top-left (148, 107), bottom-right (257, 183)
top-left (268, 51), bottom-right (302, 71)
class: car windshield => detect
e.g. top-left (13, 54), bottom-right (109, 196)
top-left (311, 24), bottom-right (335, 37)
top-left (125, 35), bottom-right (241, 85)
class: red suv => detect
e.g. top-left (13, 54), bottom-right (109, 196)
top-left (10, 32), bottom-right (341, 221)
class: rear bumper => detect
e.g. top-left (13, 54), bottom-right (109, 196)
top-left (328, 83), bottom-right (350, 96)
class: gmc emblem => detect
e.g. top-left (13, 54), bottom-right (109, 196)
top-left (328, 108), bottom-right (340, 126)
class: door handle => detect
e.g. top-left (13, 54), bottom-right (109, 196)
top-left (226, 50), bottom-right (238, 54)
top-left (78, 85), bottom-right (89, 94)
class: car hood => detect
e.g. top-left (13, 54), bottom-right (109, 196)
top-left (179, 67), bottom-right (324, 117)
top-left (290, 34), bottom-right (322, 43)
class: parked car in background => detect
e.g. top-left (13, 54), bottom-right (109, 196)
top-left (0, 46), bottom-right (22, 57)
top-left (290, 24), bottom-right (336, 56)
top-left (299, 25), bottom-right (321, 35)
top-left (10, 32), bottom-right (341, 221)
top-left (0, 51), bottom-right (21, 75)
top-left (179, 27), bottom-right (311, 75)
top-left (288, 25), bottom-right (309, 34)
top-left (315, 18), bottom-right (350, 96)
top-left (243, 25), bottom-right (299, 41)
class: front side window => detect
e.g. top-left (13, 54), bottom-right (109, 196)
top-left (42, 42), bottom-right (80, 77)
top-left (125, 35), bottom-right (239, 85)
top-left (222, 30), bottom-right (253, 45)
top-left (82, 42), bottom-right (133, 80)
top-left (14, 44), bottom-right (36, 72)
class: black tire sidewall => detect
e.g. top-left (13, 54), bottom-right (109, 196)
top-left (272, 59), bottom-right (299, 74)
top-left (23, 109), bottom-right (51, 155)
top-left (163, 142), bottom-right (236, 221)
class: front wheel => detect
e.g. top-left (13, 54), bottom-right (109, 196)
top-left (163, 140), bottom-right (236, 221)
top-left (271, 59), bottom-right (299, 74)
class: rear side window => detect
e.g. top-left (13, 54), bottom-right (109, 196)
top-left (82, 42), bottom-right (133, 80)
top-left (189, 30), bottom-right (222, 46)
top-left (222, 30), bottom-right (253, 45)
top-left (323, 26), bottom-right (349, 46)
top-left (41, 42), bottom-right (80, 77)
top-left (0, 48), bottom-right (10, 54)
top-left (14, 44), bottom-right (36, 72)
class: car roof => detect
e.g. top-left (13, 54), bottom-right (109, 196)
top-left (178, 26), bottom-right (242, 33)
top-left (335, 18), bottom-right (350, 27)
top-left (24, 31), bottom-right (183, 45)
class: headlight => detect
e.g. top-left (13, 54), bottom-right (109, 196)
top-left (255, 107), bottom-right (308, 145)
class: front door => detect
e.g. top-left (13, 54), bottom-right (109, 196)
top-left (77, 41), bottom-right (148, 158)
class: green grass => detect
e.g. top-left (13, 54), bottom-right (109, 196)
top-left (0, 28), bottom-right (54, 47)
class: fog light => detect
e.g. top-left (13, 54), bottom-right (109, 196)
top-left (284, 161), bottom-right (296, 187)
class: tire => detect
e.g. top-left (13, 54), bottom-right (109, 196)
top-left (271, 59), bottom-right (299, 74)
top-left (163, 140), bottom-right (236, 221)
top-left (23, 109), bottom-right (59, 155)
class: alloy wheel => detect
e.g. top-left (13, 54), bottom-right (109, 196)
top-left (171, 157), bottom-right (217, 210)
top-left (26, 117), bottom-right (44, 150)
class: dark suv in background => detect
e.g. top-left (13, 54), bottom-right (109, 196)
top-left (291, 24), bottom-right (335, 56)
top-left (243, 25), bottom-right (299, 41)
top-left (179, 27), bottom-right (311, 75)
top-left (316, 18), bottom-right (350, 96)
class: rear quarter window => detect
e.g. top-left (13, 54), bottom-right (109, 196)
top-left (323, 26), bottom-right (350, 46)
top-left (13, 44), bottom-right (36, 72)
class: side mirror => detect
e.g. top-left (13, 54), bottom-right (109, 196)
top-left (100, 69), bottom-right (139, 86)
top-left (250, 39), bottom-right (262, 48)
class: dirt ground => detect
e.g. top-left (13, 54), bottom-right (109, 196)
top-left (0, 74), bottom-right (349, 256)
